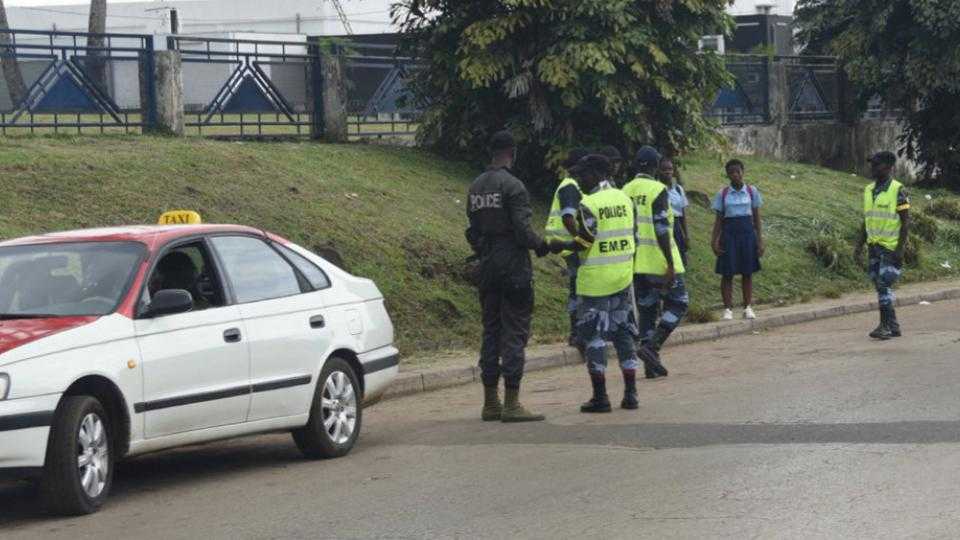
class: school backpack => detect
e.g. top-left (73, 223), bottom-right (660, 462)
top-left (721, 185), bottom-right (756, 214)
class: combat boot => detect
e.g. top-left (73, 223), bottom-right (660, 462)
top-left (621, 369), bottom-right (639, 410)
top-left (887, 307), bottom-right (902, 338)
top-left (581, 373), bottom-right (612, 413)
top-left (639, 344), bottom-right (668, 378)
top-left (501, 386), bottom-right (545, 423)
top-left (481, 385), bottom-right (502, 421)
top-left (869, 308), bottom-right (888, 339)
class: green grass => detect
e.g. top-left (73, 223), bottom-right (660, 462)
top-left (0, 135), bottom-right (958, 357)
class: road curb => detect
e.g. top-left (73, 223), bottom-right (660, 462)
top-left (380, 286), bottom-right (960, 402)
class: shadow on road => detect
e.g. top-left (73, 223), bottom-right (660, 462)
top-left (3, 418), bottom-right (959, 525)
top-left (0, 434), bottom-right (314, 526)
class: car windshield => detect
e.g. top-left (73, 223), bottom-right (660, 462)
top-left (0, 241), bottom-right (146, 318)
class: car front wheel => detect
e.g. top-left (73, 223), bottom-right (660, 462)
top-left (293, 357), bottom-right (362, 459)
top-left (40, 396), bottom-right (114, 515)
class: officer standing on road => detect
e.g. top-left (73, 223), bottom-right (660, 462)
top-left (545, 147), bottom-right (589, 347)
top-left (466, 130), bottom-right (549, 423)
top-left (548, 155), bottom-right (652, 413)
top-left (622, 146), bottom-right (688, 379)
top-left (855, 151), bottom-right (911, 340)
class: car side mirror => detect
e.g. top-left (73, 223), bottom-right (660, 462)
top-left (143, 289), bottom-right (194, 318)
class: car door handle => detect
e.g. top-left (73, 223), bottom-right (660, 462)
top-left (223, 328), bottom-right (242, 343)
top-left (309, 315), bottom-right (325, 329)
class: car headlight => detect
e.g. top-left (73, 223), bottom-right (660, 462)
top-left (0, 374), bottom-right (8, 400)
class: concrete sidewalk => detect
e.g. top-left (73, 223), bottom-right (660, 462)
top-left (380, 279), bottom-right (960, 401)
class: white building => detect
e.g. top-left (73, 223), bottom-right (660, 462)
top-left (729, 0), bottom-right (796, 16)
top-left (3, 0), bottom-right (395, 36)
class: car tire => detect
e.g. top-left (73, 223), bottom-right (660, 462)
top-left (293, 357), bottom-right (362, 459)
top-left (40, 396), bottom-right (114, 515)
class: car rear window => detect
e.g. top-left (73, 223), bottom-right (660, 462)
top-left (210, 236), bottom-right (302, 303)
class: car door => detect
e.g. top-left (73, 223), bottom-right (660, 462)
top-left (134, 240), bottom-right (252, 438)
top-left (209, 235), bottom-right (330, 422)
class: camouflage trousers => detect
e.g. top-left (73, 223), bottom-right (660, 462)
top-left (634, 274), bottom-right (690, 348)
top-left (868, 245), bottom-right (902, 308)
top-left (577, 287), bottom-right (639, 374)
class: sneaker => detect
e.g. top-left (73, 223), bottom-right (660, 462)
top-left (722, 309), bottom-right (734, 321)
top-left (743, 306), bottom-right (757, 320)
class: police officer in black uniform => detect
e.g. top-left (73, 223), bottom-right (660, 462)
top-left (466, 130), bottom-right (550, 423)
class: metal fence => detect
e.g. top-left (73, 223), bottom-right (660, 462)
top-left (782, 56), bottom-right (840, 122)
top-left (0, 28), bottom-right (155, 134)
top-left (168, 35), bottom-right (319, 138)
top-left (342, 41), bottom-right (420, 139)
top-left (706, 55), bottom-right (770, 125)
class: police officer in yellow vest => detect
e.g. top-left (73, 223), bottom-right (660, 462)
top-left (548, 155), bottom-right (657, 413)
top-left (854, 151), bottom-right (910, 340)
top-left (622, 146), bottom-right (688, 379)
top-left (545, 147), bottom-right (589, 346)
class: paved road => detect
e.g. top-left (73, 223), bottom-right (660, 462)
top-left (3, 300), bottom-right (960, 539)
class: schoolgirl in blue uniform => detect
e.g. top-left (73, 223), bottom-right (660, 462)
top-left (659, 157), bottom-right (690, 267)
top-left (711, 159), bottom-right (765, 320)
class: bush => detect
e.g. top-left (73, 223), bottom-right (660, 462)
top-left (911, 211), bottom-right (939, 242)
top-left (904, 233), bottom-right (923, 267)
top-left (925, 199), bottom-right (960, 221)
top-left (805, 230), bottom-right (857, 276)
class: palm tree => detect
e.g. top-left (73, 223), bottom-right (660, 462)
top-left (0, 0), bottom-right (27, 108)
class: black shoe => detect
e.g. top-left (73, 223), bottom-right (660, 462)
top-left (621, 392), bottom-right (639, 410)
top-left (644, 365), bottom-right (659, 379)
top-left (889, 327), bottom-right (902, 338)
top-left (872, 327), bottom-right (895, 340)
top-left (582, 373), bottom-right (612, 413)
top-left (639, 345), bottom-right (668, 378)
top-left (869, 324), bottom-right (887, 339)
top-left (581, 396), bottom-right (612, 413)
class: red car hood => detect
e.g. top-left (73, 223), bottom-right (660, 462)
top-left (0, 317), bottom-right (99, 356)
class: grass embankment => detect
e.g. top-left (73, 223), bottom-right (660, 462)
top-left (0, 136), bottom-right (957, 358)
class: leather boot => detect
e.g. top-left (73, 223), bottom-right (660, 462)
top-left (639, 344), bottom-right (668, 378)
top-left (887, 307), bottom-right (902, 337)
top-left (581, 373), bottom-right (612, 413)
top-left (621, 369), bottom-right (639, 410)
top-left (501, 386), bottom-right (545, 423)
top-left (869, 308), bottom-right (887, 339)
top-left (481, 385), bottom-right (502, 421)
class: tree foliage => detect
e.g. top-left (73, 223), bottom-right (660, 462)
top-left (393, 0), bottom-right (733, 187)
top-left (796, 0), bottom-right (960, 186)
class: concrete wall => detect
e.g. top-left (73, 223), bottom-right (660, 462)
top-left (720, 120), bottom-right (917, 180)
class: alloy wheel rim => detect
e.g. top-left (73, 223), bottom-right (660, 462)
top-left (320, 371), bottom-right (357, 445)
top-left (77, 413), bottom-right (109, 498)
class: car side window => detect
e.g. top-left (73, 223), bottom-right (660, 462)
top-left (276, 244), bottom-right (331, 290)
top-left (142, 242), bottom-right (227, 313)
top-left (210, 236), bottom-right (302, 303)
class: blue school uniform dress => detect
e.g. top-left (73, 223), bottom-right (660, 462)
top-left (668, 183), bottom-right (690, 265)
top-left (712, 185), bottom-right (763, 277)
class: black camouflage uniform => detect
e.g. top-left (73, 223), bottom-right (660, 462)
top-left (466, 167), bottom-right (547, 390)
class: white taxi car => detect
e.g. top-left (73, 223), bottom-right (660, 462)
top-left (0, 215), bottom-right (398, 515)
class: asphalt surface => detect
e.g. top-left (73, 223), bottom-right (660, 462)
top-left (3, 300), bottom-right (960, 539)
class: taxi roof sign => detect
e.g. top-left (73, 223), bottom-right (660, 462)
top-left (159, 210), bottom-right (203, 225)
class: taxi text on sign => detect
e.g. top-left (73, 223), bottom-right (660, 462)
top-left (158, 211), bottom-right (203, 225)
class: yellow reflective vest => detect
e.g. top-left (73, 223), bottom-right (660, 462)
top-left (576, 187), bottom-right (636, 298)
top-left (545, 177), bottom-right (580, 257)
top-left (621, 175), bottom-right (685, 275)
top-left (864, 179), bottom-right (905, 251)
